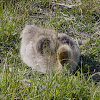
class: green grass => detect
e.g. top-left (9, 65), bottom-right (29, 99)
top-left (0, 0), bottom-right (100, 100)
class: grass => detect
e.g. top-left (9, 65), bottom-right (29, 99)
top-left (0, 0), bottom-right (100, 99)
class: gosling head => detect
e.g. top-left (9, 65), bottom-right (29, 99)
top-left (57, 44), bottom-right (72, 66)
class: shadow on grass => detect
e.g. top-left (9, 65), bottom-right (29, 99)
top-left (77, 55), bottom-right (100, 82)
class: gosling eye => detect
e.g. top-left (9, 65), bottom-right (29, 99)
top-left (58, 36), bottom-right (74, 46)
top-left (58, 37), bottom-right (69, 44)
top-left (62, 38), bottom-right (69, 44)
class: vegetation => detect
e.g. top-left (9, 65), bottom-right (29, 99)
top-left (0, 0), bottom-right (100, 99)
